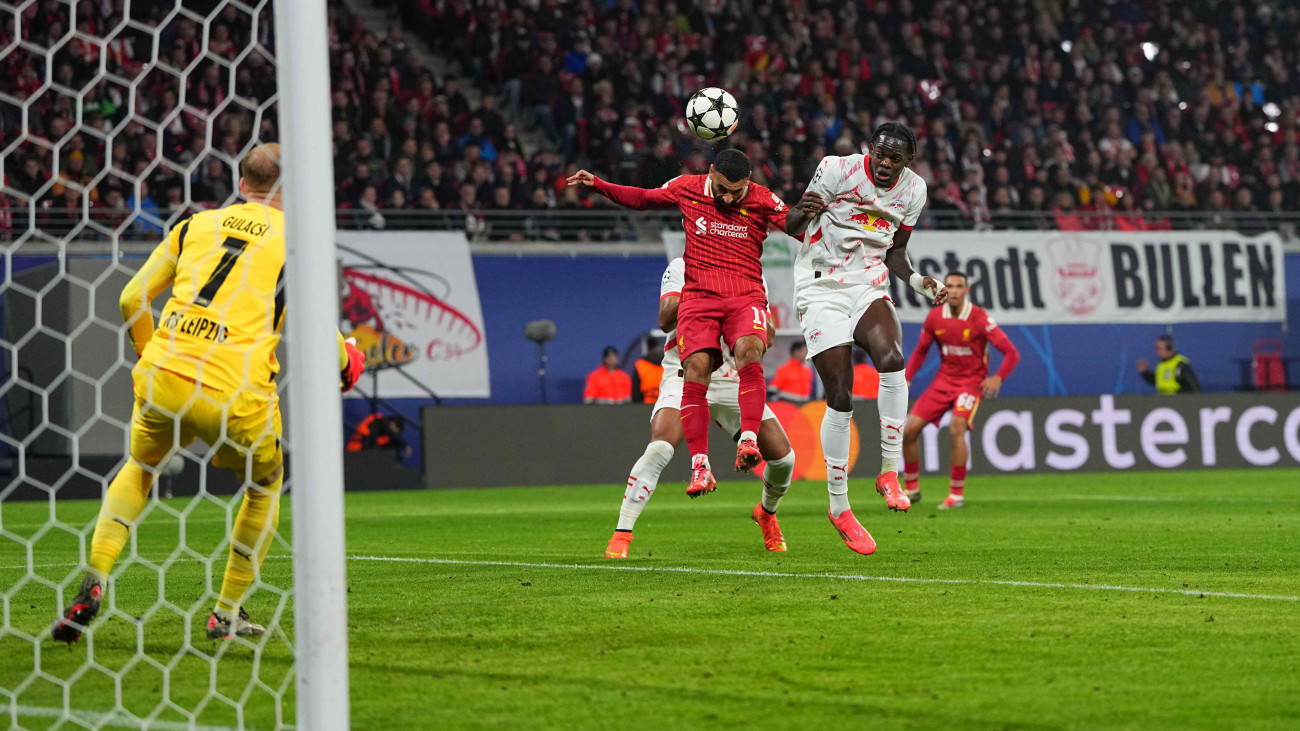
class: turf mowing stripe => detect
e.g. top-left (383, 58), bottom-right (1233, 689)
top-left (348, 555), bottom-right (1300, 603)
top-left (8, 704), bottom-right (248, 731)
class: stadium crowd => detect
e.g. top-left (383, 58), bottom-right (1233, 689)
top-left (4, 0), bottom-right (1300, 236)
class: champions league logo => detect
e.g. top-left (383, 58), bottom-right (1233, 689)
top-left (1047, 237), bottom-right (1105, 317)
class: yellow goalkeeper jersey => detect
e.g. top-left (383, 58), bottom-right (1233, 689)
top-left (121, 200), bottom-right (346, 395)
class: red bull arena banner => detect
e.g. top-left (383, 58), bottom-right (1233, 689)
top-left (671, 231), bottom-right (1287, 326)
top-left (337, 231), bottom-right (490, 398)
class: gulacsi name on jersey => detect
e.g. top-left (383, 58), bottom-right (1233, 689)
top-left (220, 216), bottom-right (272, 238)
top-left (161, 311), bottom-right (229, 343)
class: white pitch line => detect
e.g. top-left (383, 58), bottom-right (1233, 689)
top-left (348, 554), bottom-right (1300, 603)
top-left (7, 554), bottom-right (1295, 603)
top-left (8, 705), bottom-right (250, 731)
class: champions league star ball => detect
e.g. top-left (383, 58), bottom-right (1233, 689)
top-left (685, 87), bottom-right (740, 141)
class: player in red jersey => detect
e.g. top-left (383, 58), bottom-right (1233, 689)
top-left (902, 272), bottom-right (1020, 509)
top-left (568, 150), bottom-right (814, 497)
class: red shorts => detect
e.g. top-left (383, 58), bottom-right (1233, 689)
top-left (911, 377), bottom-right (982, 428)
top-left (677, 295), bottom-right (769, 370)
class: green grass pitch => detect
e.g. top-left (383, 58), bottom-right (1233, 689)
top-left (2, 469), bottom-right (1298, 730)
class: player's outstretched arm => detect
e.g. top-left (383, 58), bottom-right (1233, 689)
top-left (884, 229), bottom-right (947, 306)
top-left (904, 323), bottom-right (935, 385)
top-left (119, 237), bottom-right (180, 355)
top-left (784, 191), bottom-right (826, 236)
top-left (985, 326), bottom-right (1021, 397)
top-left (566, 170), bottom-right (675, 210)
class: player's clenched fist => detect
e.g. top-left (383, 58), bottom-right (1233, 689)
top-left (341, 338), bottom-right (366, 392)
top-left (795, 191), bottom-right (825, 216)
top-left (566, 170), bottom-right (596, 187)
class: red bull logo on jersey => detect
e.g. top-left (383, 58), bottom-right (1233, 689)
top-left (846, 211), bottom-right (893, 233)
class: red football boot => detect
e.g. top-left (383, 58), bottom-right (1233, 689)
top-left (875, 471), bottom-right (911, 512)
top-left (686, 455), bottom-right (717, 498)
top-left (828, 509), bottom-right (877, 555)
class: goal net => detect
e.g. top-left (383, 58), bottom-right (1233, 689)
top-left (1, 0), bottom-right (345, 728)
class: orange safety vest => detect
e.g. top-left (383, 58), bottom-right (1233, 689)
top-left (853, 363), bottom-right (880, 399)
top-left (635, 359), bottom-right (664, 403)
top-left (584, 367), bottom-right (632, 403)
top-left (771, 359), bottom-right (813, 399)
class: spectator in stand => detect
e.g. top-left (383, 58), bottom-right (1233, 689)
top-left (8, 0), bottom-right (1300, 240)
top-left (769, 341), bottom-right (813, 404)
top-left (584, 346), bottom-right (632, 405)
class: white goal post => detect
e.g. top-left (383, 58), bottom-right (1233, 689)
top-left (0, 0), bottom-right (349, 726)
top-left (272, 0), bottom-right (351, 727)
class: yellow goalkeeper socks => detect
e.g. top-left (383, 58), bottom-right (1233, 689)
top-left (88, 461), bottom-right (154, 578)
top-left (216, 474), bottom-right (283, 615)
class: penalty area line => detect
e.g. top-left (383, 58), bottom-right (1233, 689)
top-left (348, 554), bottom-right (1300, 603)
top-left (8, 705), bottom-right (249, 731)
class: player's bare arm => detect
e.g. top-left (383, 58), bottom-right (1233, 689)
top-left (784, 191), bottom-right (826, 235)
top-left (884, 229), bottom-right (947, 306)
top-left (659, 294), bottom-right (680, 332)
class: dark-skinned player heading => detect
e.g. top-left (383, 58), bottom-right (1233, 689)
top-left (903, 271), bottom-right (1020, 510)
top-left (568, 150), bottom-right (817, 497)
top-left (784, 123), bottom-right (947, 556)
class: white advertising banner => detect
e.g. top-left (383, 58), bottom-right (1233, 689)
top-left (337, 231), bottom-right (489, 398)
top-left (672, 230), bottom-right (1287, 326)
top-left (890, 231), bottom-right (1287, 324)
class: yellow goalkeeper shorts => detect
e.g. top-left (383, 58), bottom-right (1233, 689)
top-left (129, 365), bottom-right (282, 484)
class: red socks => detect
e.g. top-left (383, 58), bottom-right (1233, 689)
top-left (904, 461), bottom-right (920, 491)
top-left (681, 381), bottom-right (710, 459)
top-left (950, 465), bottom-right (967, 496)
top-left (737, 363), bottom-right (766, 436)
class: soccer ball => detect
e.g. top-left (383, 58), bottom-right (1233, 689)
top-left (685, 87), bottom-right (739, 141)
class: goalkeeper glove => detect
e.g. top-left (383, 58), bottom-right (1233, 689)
top-left (341, 338), bottom-right (366, 392)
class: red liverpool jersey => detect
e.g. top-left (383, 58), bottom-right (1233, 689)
top-left (905, 299), bottom-right (1020, 384)
top-left (592, 174), bottom-right (786, 300)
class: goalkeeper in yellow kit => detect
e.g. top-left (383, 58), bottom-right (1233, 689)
top-left (52, 143), bottom-right (366, 642)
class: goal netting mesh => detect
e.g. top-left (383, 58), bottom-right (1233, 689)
top-left (2, 1), bottom-right (302, 728)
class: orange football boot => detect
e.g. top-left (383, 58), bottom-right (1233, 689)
top-left (605, 532), bottom-right (633, 558)
top-left (751, 504), bottom-right (788, 552)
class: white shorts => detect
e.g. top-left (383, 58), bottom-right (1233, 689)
top-left (795, 280), bottom-right (892, 358)
top-left (652, 373), bottom-right (777, 437)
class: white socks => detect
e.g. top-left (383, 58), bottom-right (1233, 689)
top-left (877, 370), bottom-right (907, 474)
top-left (617, 440), bottom-right (675, 531)
top-left (761, 450), bottom-right (795, 513)
top-left (822, 407), bottom-right (853, 517)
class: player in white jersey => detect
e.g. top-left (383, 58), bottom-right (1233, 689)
top-left (604, 258), bottom-right (796, 558)
top-left (784, 122), bottom-right (947, 555)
